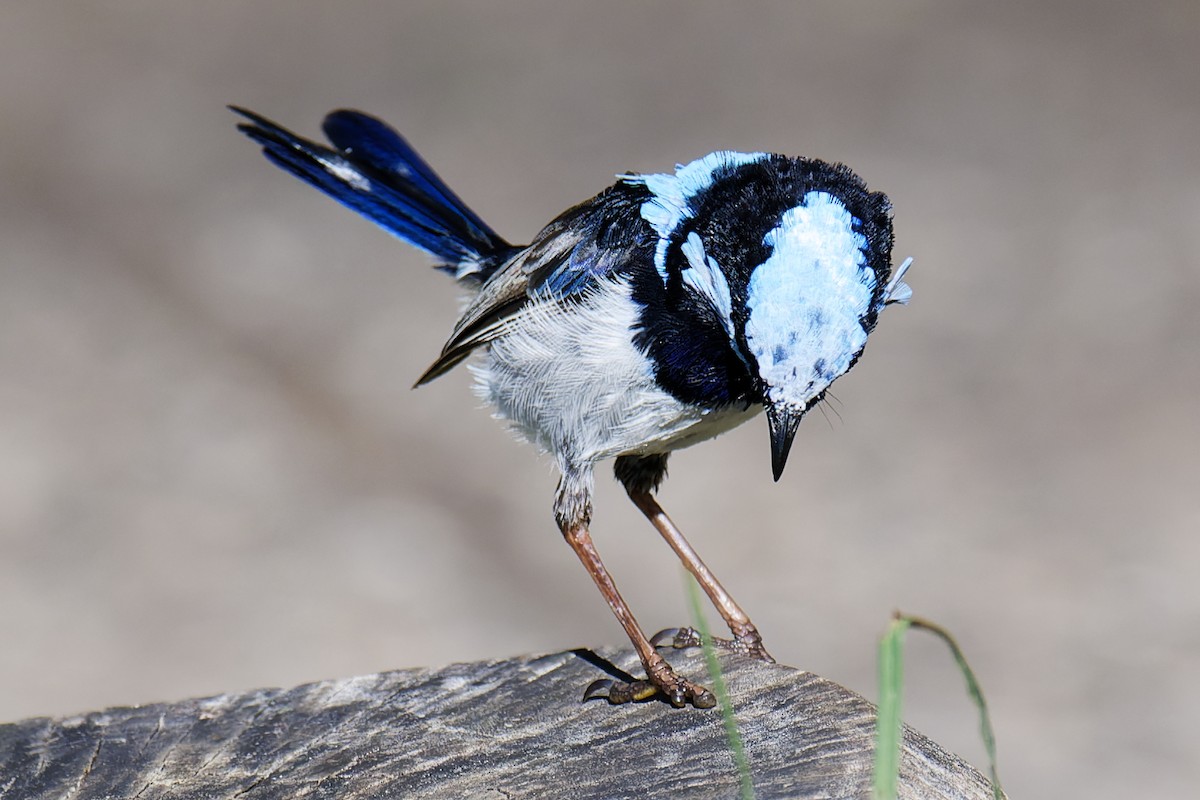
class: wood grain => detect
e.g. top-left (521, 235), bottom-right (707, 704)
top-left (0, 648), bottom-right (994, 799)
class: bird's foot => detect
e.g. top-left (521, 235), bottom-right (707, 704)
top-left (651, 626), bottom-right (775, 663)
top-left (582, 659), bottom-right (716, 709)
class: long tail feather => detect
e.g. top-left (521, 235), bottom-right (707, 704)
top-left (232, 106), bottom-right (515, 281)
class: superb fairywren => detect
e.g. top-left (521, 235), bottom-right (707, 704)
top-left (233, 107), bottom-right (911, 708)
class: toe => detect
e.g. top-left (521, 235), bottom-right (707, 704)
top-left (689, 685), bottom-right (717, 709)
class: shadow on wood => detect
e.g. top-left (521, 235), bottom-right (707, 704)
top-left (0, 648), bottom-right (994, 799)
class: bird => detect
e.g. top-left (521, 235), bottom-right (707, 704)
top-left (232, 106), bottom-right (912, 709)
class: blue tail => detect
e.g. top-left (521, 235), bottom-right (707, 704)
top-left (232, 106), bottom-right (516, 282)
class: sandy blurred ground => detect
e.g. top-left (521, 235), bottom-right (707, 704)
top-left (1, 2), bottom-right (1197, 796)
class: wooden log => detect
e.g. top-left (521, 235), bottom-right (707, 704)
top-left (0, 648), bottom-right (994, 799)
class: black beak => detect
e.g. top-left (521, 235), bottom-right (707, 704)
top-left (766, 403), bottom-right (803, 482)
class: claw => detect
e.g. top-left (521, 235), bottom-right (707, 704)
top-left (583, 679), bottom-right (615, 702)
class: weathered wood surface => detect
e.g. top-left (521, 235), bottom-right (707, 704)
top-left (0, 648), bottom-right (994, 799)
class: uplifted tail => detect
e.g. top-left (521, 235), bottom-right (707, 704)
top-left (232, 106), bottom-right (516, 282)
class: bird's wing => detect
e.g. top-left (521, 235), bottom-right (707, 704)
top-left (415, 185), bottom-right (650, 384)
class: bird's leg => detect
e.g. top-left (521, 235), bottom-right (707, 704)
top-left (615, 454), bottom-right (774, 662)
top-left (555, 467), bottom-right (715, 708)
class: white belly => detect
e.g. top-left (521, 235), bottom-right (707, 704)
top-left (470, 278), bottom-right (760, 469)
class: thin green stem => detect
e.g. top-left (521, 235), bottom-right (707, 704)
top-left (685, 574), bottom-right (755, 800)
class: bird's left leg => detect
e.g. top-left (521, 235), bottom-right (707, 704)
top-left (614, 454), bottom-right (774, 662)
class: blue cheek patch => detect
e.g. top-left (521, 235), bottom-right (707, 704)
top-left (744, 191), bottom-right (876, 408)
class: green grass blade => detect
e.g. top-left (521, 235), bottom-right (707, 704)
top-left (873, 616), bottom-right (911, 800)
top-left (685, 574), bottom-right (755, 800)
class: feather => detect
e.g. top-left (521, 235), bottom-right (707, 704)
top-left (232, 106), bottom-right (512, 277)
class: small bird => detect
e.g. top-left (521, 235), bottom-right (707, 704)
top-left (233, 107), bottom-right (912, 709)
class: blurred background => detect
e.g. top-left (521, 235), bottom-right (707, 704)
top-left (1, 2), bottom-right (1197, 797)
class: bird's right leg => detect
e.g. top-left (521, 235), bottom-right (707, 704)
top-left (555, 466), bottom-right (715, 709)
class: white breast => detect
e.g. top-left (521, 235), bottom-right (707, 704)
top-left (470, 277), bottom-right (759, 470)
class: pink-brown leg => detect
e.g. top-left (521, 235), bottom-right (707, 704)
top-left (626, 489), bottom-right (774, 662)
top-left (614, 453), bottom-right (773, 662)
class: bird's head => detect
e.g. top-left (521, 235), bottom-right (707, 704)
top-left (626, 153), bottom-right (912, 481)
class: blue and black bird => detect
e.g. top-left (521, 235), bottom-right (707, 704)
top-left (233, 107), bottom-right (912, 708)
